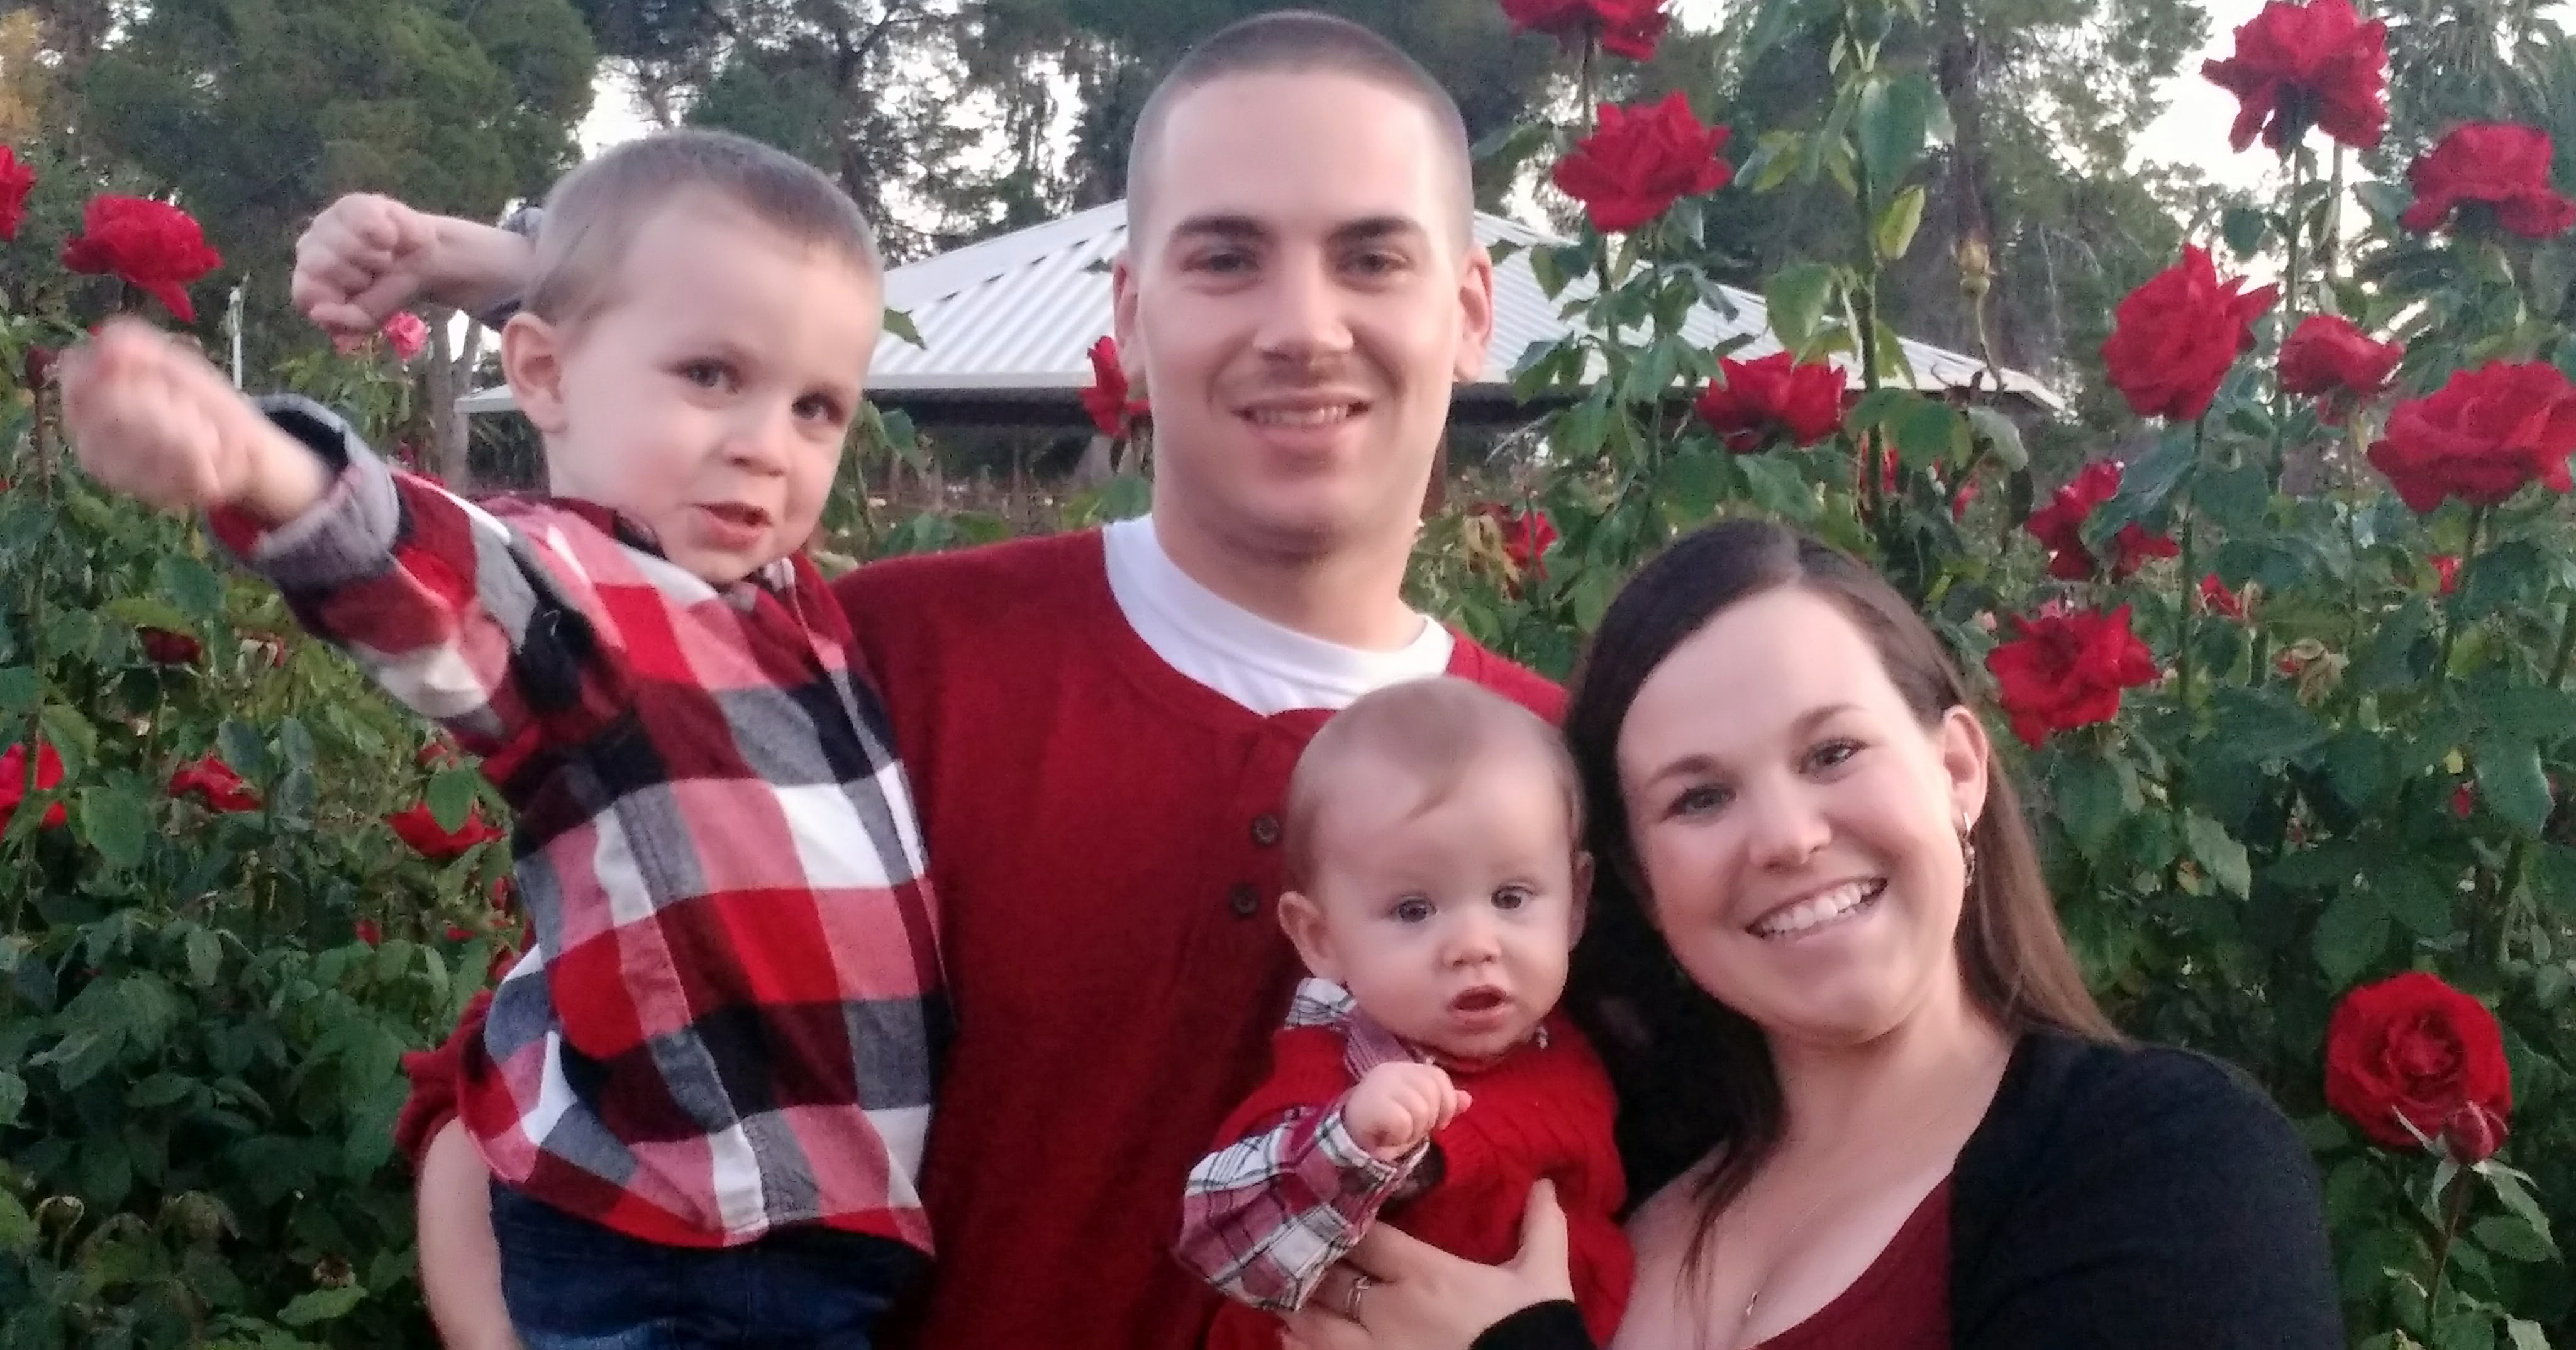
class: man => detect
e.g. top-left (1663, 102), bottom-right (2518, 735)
top-left (302, 12), bottom-right (1557, 1348)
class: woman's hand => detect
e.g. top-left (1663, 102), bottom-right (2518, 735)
top-left (1281, 1181), bottom-right (1577, 1350)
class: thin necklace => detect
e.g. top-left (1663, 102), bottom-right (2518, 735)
top-left (1726, 1045), bottom-right (2008, 1339)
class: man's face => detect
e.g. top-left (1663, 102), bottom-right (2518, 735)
top-left (1113, 72), bottom-right (1496, 564)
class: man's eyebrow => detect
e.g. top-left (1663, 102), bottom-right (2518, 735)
top-left (1167, 214), bottom-right (1268, 244)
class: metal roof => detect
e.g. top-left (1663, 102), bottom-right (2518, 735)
top-left (457, 199), bottom-right (2059, 413)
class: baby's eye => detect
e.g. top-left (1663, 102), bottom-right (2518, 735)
top-left (678, 360), bottom-right (735, 391)
top-left (1392, 896), bottom-right (1435, 924)
top-left (1492, 886), bottom-right (1532, 912)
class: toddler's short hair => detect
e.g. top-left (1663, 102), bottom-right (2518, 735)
top-left (523, 128), bottom-right (882, 327)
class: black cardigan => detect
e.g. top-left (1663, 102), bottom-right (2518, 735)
top-left (1474, 1032), bottom-right (2345, 1349)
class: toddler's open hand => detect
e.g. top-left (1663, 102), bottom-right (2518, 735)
top-left (1343, 1061), bottom-right (1470, 1161)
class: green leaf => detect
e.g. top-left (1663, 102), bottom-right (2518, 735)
top-left (1875, 184), bottom-right (1927, 260)
top-left (37, 703), bottom-right (97, 777)
top-left (2321, 732), bottom-right (2389, 812)
top-left (128, 1072), bottom-right (196, 1110)
top-left (1766, 264), bottom-right (1836, 353)
top-left (278, 1285), bottom-right (368, 1327)
top-left (2211, 687), bottom-right (2328, 765)
top-left (1889, 399), bottom-right (1963, 469)
top-left (0, 1188), bottom-right (31, 1255)
top-left (2378, 867), bottom-right (2455, 940)
top-left (186, 927), bottom-right (223, 989)
top-left (2353, 600), bottom-right (2435, 691)
top-left (1852, 73), bottom-right (1935, 184)
top-left (277, 717), bottom-right (316, 772)
top-left (1663, 450), bottom-right (1727, 522)
top-left (2050, 754), bottom-right (2125, 854)
top-left (155, 554), bottom-right (228, 623)
top-left (2196, 461), bottom-right (2270, 537)
top-left (2478, 687), bottom-right (2576, 745)
top-left (2312, 890), bottom-right (2389, 985)
top-left (2472, 731), bottom-right (2553, 834)
top-left (428, 767), bottom-right (482, 834)
top-left (75, 786), bottom-right (152, 869)
top-left (1963, 407), bottom-right (2027, 470)
top-left (1739, 455), bottom-right (1816, 521)
top-left (0, 1069), bottom-right (23, 1129)
top-left (105, 596), bottom-right (197, 637)
top-left (2457, 540), bottom-right (2546, 621)
top-left (2221, 206), bottom-right (2272, 259)
top-left (2472, 1215), bottom-right (2557, 1263)
top-left (2184, 814), bottom-right (2251, 896)
top-left (881, 307), bottom-right (924, 350)
top-left (2505, 1319), bottom-right (2550, 1350)
top-left (0, 666), bottom-right (36, 715)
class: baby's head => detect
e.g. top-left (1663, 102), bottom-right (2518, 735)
top-left (1278, 677), bottom-right (1591, 1064)
top-left (500, 129), bottom-right (884, 586)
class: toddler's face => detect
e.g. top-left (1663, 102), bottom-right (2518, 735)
top-left (1290, 759), bottom-right (1587, 1064)
top-left (512, 194), bottom-right (880, 586)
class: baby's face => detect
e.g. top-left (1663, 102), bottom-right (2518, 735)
top-left (1300, 764), bottom-right (1586, 1064)
top-left (523, 196), bottom-right (879, 585)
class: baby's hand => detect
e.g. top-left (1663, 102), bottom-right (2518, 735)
top-left (62, 321), bottom-right (325, 522)
top-left (292, 193), bottom-right (441, 337)
top-left (1343, 1062), bottom-right (1471, 1161)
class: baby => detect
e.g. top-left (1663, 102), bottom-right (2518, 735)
top-left (62, 129), bottom-right (946, 1347)
top-left (1175, 676), bottom-right (1631, 1347)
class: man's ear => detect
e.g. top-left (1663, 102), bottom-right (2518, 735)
top-left (1277, 890), bottom-right (1341, 981)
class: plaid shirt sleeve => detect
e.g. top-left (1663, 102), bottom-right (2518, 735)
top-left (1175, 1005), bottom-right (1427, 1312)
top-left (207, 394), bottom-right (621, 762)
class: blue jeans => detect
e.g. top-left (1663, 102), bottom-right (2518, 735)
top-left (489, 1181), bottom-right (925, 1350)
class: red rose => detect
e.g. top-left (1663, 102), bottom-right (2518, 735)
top-left (1551, 92), bottom-right (1733, 235)
top-left (1470, 502), bottom-right (1557, 597)
top-left (168, 754), bottom-right (260, 813)
top-left (1692, 350), bottom-right (1844, 451)
top-left (2101, 245), bottom-right (2279, 422)
top-left (1079, 336), bottom-right (1148, 439)
top-left (2277, 315), bottom-right (2402, 423)
top-left (2023, 462), bottom-right (2177, 581)
top-left (2428, 554), bottom-right (2460, 594)
top-left (2324, 970), bottom-right (2511, 1153)
top-left (1498, 0), bottom-right (1671, 60)
top-left (23, 345), bottom-right (53, 392)
top-left (2199, 574), bottom-right (2248, 620)
top-left (381, 311), bottom-right (430, 362)
top-left (2199, 0), bottom-right (2388, 153)
top-left (0, 146), bottom-right (32, 243)
top-left (1984, 605), bottom-right (2160, 747)
top-left (386, 801), bottom-right (506, 862)
top-left (60, 195), bottom-right (224, 325)
top-left (0, 741), bottom-right (69, 830)
top-left (1950, 477), bottom-right (1981, 520)
top-left (2366, 360), bottom-right (2576, 513)
top-left (445, 923), bottom-right (475, 942)
top-left (355, 920), bottom-right (383, 947)
top-left (2443, 1102), bottom-right (2509, 1164)
top-left (2452, 781), bottom-right (2476, 818)
top-left (2399, 123), bottom-right (2576, 240)
top-left (138, 627), bottom-right (203, 666)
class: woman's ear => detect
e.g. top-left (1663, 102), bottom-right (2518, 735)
top-left (1276, 891), bottom-right (1340, 982)
top-left (1938, 705), bottom-right (1992, 832)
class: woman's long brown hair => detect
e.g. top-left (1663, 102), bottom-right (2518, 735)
top-left (1560, 519), bottom-right (2120, 1281)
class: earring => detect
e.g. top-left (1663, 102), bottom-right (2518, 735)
top-left (1957, 811), bottom-right (1980, 890)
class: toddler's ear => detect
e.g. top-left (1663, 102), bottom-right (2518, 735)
top-left (499, 312), bottom-right (573, 437)
top-left (1276, 891), bottom-right (1340, 981)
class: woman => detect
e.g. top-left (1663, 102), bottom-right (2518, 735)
top-left (1285, 520), bottom-right (2343, 1349)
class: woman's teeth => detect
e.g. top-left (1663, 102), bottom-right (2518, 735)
top-left (1750, 879), bottom-right (1886, 939)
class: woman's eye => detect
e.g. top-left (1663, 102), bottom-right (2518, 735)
top-left (1392, 896), bottom-right (1434, 924)
top-left (1808, 739), bottom-right (1861, 771)
top-left (1671, 784), bottom-right (1729, 817)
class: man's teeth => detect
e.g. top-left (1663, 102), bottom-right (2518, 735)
top-left (1248, 405), bottom-right (1355, 427)
top-left (1751, 880), bottom-right (1884, 939)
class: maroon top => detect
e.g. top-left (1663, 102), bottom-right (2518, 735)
top-left (1753, 1177), bottom-right (1953, 1350)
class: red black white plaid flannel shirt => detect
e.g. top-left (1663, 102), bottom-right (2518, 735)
top-left (1175, 978), bottom-right (1463, 1311)
top-left (213, 396), bottom-right (948, 1251)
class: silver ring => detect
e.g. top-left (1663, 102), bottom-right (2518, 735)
top-left (1341, 1273), bottom-right (1378, 1320)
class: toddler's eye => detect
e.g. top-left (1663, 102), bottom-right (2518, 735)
top-left (1392, 896), bottom-right (1434, 924)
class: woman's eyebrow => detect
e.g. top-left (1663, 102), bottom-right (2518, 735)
top-left (1631, 703), bottom-right (1862, 790)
